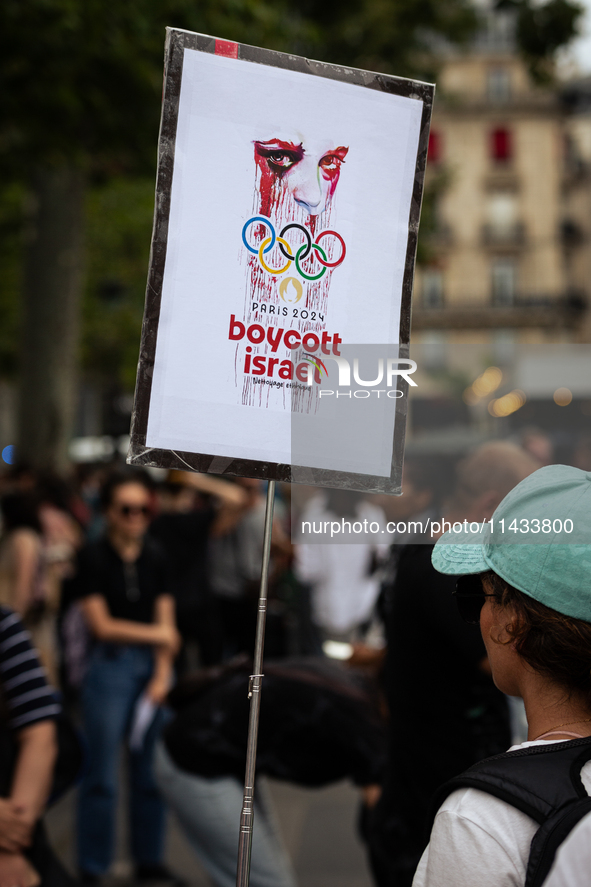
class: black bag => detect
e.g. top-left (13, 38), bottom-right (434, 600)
top-left (429, 736), bottom-right (591, 887)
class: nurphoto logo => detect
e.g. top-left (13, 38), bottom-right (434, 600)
top-left (310, 355), bottom-right (418, 398)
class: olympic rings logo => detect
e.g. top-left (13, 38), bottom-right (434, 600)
top-left (242, 216), bottom-right (346, 282)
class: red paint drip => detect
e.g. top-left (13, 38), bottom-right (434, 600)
top-left (243, 159), bottom-right (342, 409)
top-left (215, 39), bottom-right (238, 58)
top-left (255, 152), bottom-right (281, 219)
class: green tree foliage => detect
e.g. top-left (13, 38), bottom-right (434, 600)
top-left (0, 0), bottom-right (480, 177)
top-left (83, 178), bottom-right (155, 391)
top-left (0, 0), bottom-right (478, 394)
top-left (497, 0), bottom-right (584, 81)
top-left (416, 168), bottom-right (453, 266)
top-left (0, 0), bottom-right (583, 397)
top-left (0, 0), bottom-right (312, 177)
top-left (0, 0), bottom-right (313, 394)
top-left (294, 0), bottom-right (477, 75)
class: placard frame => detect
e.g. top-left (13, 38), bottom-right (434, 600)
top-left (128, 27), bottom-right (434, 493)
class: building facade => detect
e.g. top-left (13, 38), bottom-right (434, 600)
top-left (413, 12), bottom-right (591, 347)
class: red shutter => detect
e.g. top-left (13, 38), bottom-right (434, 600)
top-left (491, 128), bottom-right (512, 162)
top-left (428, 131), bottom-right (441, 163)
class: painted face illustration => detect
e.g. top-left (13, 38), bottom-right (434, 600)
top-left (254, 136), bottom-right (349, 218)
top-left (239, 132), bottom-right (349, 411)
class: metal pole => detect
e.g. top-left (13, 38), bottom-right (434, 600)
top-left (236, 479), bottom-right (276, 887)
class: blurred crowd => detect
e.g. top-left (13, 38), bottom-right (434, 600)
top-left (0, 426), bottom-right (590, 887)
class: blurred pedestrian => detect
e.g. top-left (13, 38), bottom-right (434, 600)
top-left (374, 455), bottom-right (444, 531)
top-left (0, 463), bottom-right (38, 498)
top-left (149, 471), bottom-right (247, 669)
top-left (209, 479), bottom-right (290, 657)
top-left (36, 475), bottom-right (84, 687)
top-left (376, 456), bottom-right (446, 624)
top-left (155, 657), bottom-right (387, 887)
top-left (72, 464), bottom-right (108, 540)
top-left (367, 442), bottom-right (539, 887)
top-left (0, 493), bottom-right (57, 682)
top-left (294, 490), bottom-right (389, 642)
top-left (519, 427), bottom-right (553, 466)
top-left (572, 433), bottom-right (591, 471)
top-left (37, 474), bottom-right (83, 592)
top-left (0, 493), bottom-right (45, 619)
top-left (71, 471), bottom-right (181, 885)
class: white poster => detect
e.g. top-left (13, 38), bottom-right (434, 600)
top-left (144, 44), bottom-right (425, 465)
top-left (130, 31), bottom-right (433, 491)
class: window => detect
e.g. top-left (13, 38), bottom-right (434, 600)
top-left (487, 192), bottom-right (518, 238)
top-left (487, 68), bottom-right (511, 103)
top-left (422, 270), bottom-right (444, 308)
top-left (428, 131), bottom-right (441, 164)
top-left (493, 330), bottom-right (516, 364)
top-left (491, 258), bottom-right (516, 306)
top-left (419, 331), bottom-right (447, 369)
top-left (491, 127), bottom-right (513, 163)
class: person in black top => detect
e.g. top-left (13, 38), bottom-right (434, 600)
top-left (149, 471), bottom-right (247, 669)
top-left (154, 657), bottom-right (387, 887)
top-left (71, 471), bottom-right (181, 886)
top-left (367, 442), bottom-right (538, 887)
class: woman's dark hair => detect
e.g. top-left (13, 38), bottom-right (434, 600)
top-left (37, 473), bottom-right (75, 514)
top-left (100, 470), bottom-right (153, 511)
top-left (483, 570), bottom-right (591, 705)
top-left (1, 493), bottom-right (42, 534)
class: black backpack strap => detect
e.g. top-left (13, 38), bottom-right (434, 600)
top-left (525, 796), bottom-right (591, 887)
top-left (429, 737), bottom-right (591, 833)
top-left (426, 738), bottom-right (591, 884)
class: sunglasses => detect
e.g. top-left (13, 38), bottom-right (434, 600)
top-left (117, 504), bottom-right (150, 518)
top-left (453, 574), bottom-right (494, 624)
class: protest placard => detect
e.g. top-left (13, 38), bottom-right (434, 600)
top-left (129, 28), bottom-right (434, 493)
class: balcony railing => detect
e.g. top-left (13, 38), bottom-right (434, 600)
top-left (481, 222), bottom-right (526, 249)
top-left (413, 292), bottom-right (587, 330)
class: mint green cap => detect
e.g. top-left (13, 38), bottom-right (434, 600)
top-left (431, 465), bottom-right (591, 623)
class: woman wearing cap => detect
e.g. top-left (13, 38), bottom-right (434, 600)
top-left (413, 464), bottom-right (591, 887)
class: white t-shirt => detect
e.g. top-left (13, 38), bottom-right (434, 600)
top-left (413, 740), bottom-right (591, 887)
top-left (294, 497), bottom-right (389, 634)
top-left (543, 809), bottom-right (591, 887)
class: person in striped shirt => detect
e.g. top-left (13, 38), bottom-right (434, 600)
top-left (0, 605), bottom-right (61, 887)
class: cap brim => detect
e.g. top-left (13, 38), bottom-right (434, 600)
top-left (431, 524), bottom-right (490, 576)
